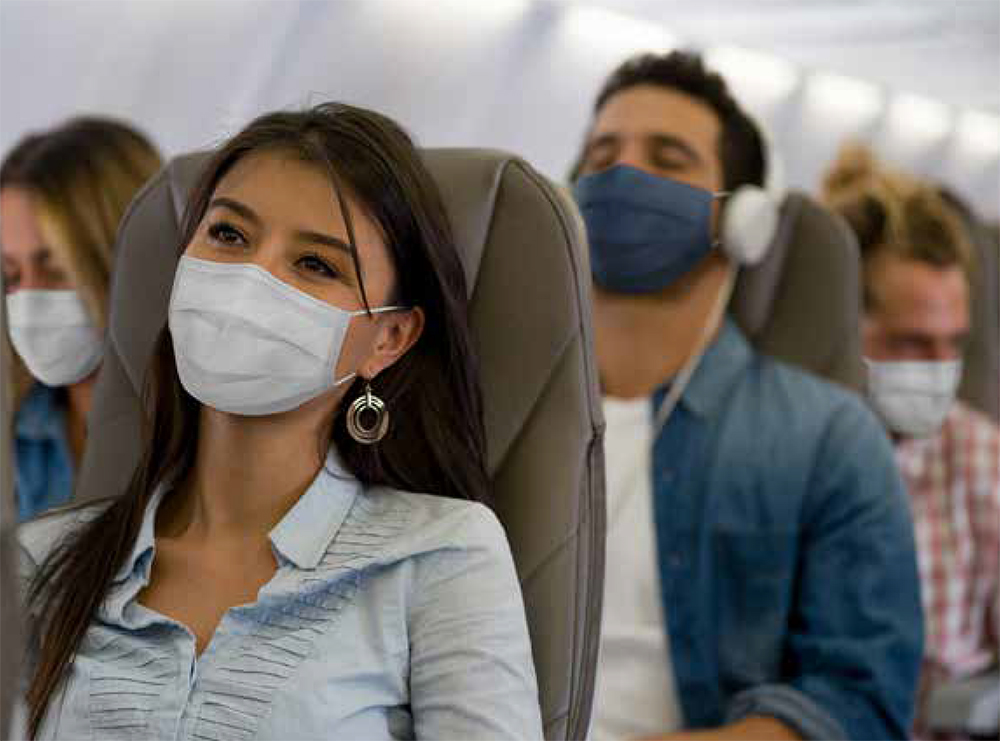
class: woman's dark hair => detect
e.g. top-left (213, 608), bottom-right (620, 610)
top-left (570, 50), bottom-right (767, 190)
top-left (24, 103), bottom-right (489, 737)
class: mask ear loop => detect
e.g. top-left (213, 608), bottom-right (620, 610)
top-left (606, 264), bottom-right (738, 529)
top-left (332, 305), bottom-right (413, 387)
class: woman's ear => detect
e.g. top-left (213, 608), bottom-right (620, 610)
top-left (361, 307), bottom-right (425, 379)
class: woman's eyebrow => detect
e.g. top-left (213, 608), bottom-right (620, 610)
top-left (209, 197), bottom-right (351, 254)
top-left (294, 230), bottom-right (352, 254)
top-left (208, 197), bottom-right (261, 224)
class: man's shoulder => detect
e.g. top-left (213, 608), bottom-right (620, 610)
top-left (724, 350), bottom-right (900, 490)
top-left (730, 354), bottom-right (908, 531)
top-left (739, 349), bottom-right (875, 431)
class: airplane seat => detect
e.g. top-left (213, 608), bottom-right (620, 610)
top-left (1, 285), bottom-right (21, 737)
top-left (730, 190), bottom-right (865, 391)
top-left (77, 149), bottom-right (605, 741)
top-left (926, 670), bottom-right (1000, 740)
top-left (958, 221), bottom-right (999, 422)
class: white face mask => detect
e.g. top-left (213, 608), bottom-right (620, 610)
top-left (5, 289), bottom-right (103, 386)
top-left (864, 357), bottom-right (963, 438)
top-left (168, 256), bottom-right (403, 416)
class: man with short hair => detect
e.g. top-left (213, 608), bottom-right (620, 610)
top-left (571, 52), bottom-right (923, 740)
top-left (825, 160), bottom-right (1000, 737)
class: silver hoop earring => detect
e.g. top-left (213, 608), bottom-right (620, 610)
top-left (346, 382), bottom-right (389, 445)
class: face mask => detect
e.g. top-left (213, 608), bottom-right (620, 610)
top-left (168, 256), bottom-right (403, 416)
top-left (6, 289), bottom-right (103, 386)
top-left (573, 165), bottom-right (719, 294)
top-left (864, 358), bottom-right (962, 438)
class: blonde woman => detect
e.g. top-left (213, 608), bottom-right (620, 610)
top-left (1, 117), bottom-right (162, 520)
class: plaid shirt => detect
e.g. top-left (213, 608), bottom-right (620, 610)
top-left (896, 400), bottom-right (1000, 730)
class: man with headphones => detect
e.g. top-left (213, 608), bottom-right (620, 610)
top-left (571, 51), bottom-right (922, 740)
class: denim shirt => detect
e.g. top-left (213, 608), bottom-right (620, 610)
top-left (650, 321), bottom-right (923, 740)
top-left (18, 451), bottom-right (543, 740)
top-left (14, 383), bottom-right (74, 522)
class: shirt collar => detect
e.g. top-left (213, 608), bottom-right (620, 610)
top-left (894, 419), bottom-right (945, 479)
top-left (676, 319), bottom-right (755, 419)
top-left (268, 448), bottom-right (360, 570)
top-left (113, 447), bottom-right (361, 583)
top-left (113, 484), bottom-right (167, 584)
top-left (15, 383), bottom-right (67, 442)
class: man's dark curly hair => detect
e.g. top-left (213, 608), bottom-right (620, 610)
top-left (572, 50), bottom-right (767, 191)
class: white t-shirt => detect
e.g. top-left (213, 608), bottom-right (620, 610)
top-left (591, 396), bottom-right (683, 740)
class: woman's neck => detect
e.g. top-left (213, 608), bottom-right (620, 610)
top-left (164, 406), bottom-right (334, 542)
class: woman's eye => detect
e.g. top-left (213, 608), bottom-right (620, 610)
top-left (207, 222), bottom-right (246, 247)
top-left (296, 253), bottom-right (338, 278)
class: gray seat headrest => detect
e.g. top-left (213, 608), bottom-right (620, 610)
top-left (731, 191), bottom-right (865, 391)
top-left (959, 222), bottom-right (999, 421)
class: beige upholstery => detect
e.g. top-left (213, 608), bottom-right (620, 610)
top-left (76, 149), bottom-right (605, 740)
top-left (959, 223), bottom-right (999, 422)
top-left (1, 292), bottom-right (20, 737)
top-left (731, 192), bottom-right (865, 390)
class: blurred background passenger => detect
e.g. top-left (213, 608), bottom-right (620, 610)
top-left (1, 117), bottom-right (162, 520)
top-left (824, 144), bottom-right (1000, 738)
top-left (572, 51), bottom-right (922, 741)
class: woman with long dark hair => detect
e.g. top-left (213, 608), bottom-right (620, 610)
top-left (18, 103), bottom-right (542, 740)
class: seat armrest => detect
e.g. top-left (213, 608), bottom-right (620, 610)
top-left (926, 670), bottom-right (1000, 739)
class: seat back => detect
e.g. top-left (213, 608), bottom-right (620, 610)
top-left (78, 149), bottom-right (605, 740)
top-left (959, 222), bottom-right (999, 421)
top-left (0, 292), bottom-right (21, 738)
top-left (731, 191), bottom-right (865, 390)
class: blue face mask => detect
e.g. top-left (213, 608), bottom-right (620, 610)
top-left (573, 165), bottom-right (717, 294)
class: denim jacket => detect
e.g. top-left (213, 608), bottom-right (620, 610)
top-left (651, 321), bottom-right (923, 740)
top-left (14, 383), bottom-right (74, 521)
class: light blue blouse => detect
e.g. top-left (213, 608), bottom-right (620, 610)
top-left (18, 452), bottom-right (543, 740)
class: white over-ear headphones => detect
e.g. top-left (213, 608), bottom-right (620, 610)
top-left (718, 118), bottom-right (784, 267)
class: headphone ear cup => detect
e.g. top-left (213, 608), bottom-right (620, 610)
top-left (721, 186), bottom-right (780, 265)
